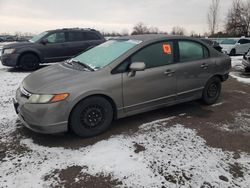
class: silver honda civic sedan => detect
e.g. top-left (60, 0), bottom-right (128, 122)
top-left (13, 35), bottom-right (231, 137)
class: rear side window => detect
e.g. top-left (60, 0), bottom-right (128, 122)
top-left (68, 32), bottom-right (85, 42)
top-left (178, 41), bottom-right (209, 62)
top-left (131, 42), bottom-right (174, 69)
top-left (84, 32), bottom-right (101, 40)
top-left (239, 39), bottom-right (250, 44)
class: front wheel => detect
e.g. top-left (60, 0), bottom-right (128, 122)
top-left (70, 96), bottom-right (113, 138)
top-left (202, 77), bottom-right (221, 105)
top-left (19, 53), bottom-right (40, 71)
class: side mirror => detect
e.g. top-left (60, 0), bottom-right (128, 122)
top-left (128, 62), bottom-right (145, 77)
top-left (129, 62), bottom-right (146, 71)
top-left (41, 39), bottom-right (48, 45)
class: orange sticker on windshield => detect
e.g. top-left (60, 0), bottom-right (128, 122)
top-left (163, 44), bottom-right (172, 55)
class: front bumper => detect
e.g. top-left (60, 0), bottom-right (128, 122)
top-left (13, 88), bottom-right (69, 134)
top-left (1, 53), bottom-right (19, 67)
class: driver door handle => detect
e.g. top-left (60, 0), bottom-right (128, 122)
top-left (200, 63), bottom-right (208, 69)
top-left (164, 69), bottom-right (175, 76)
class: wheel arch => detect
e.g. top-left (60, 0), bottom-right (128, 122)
top-left (207, 74), bottom-right (226, 83)
top-left (17, 51), bottom-right (41, 66)
top-left (68, 94), bottom-right (118, 125)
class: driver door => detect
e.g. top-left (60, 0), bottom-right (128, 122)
top-left (122, 41), bottom-right (177, 114)
top-left (38, 32), bottom-right (69, 63)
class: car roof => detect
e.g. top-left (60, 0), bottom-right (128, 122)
top-left (118, 34), bottom-right (200, 43)
top-left (46, 28), bottom-right (98, 33)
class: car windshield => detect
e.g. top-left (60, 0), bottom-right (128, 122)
top-left (71, 39), bottom-right (142, 70)
top-left (221, 39), bottom-right (237, 45)
top-left (29, 31), bottom-right (48, 43)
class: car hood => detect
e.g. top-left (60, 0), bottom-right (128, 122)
top-left (3, 41), bottom-right (33, 49)
top-left (22, 64), bottom-right (92, 94)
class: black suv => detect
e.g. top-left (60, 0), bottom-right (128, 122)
top-left (1, 28), bottom-right (105, 70)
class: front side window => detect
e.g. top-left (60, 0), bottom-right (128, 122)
top-left (179, 41), bottom-right (208, 62)
top-left (131, 42), bottom-right (174, 69)
top-left (29, 31), bottom-right (48, 43)
top-left (72, 39), bottom-right (142, 70)
top-left (46, 32), bottom-right (65, 43)
top-left (221, 39), bottom-right (237, 45)
top-left (239, 39), bottom-right (250, 44)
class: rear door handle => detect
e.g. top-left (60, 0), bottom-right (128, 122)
top-left (164, 69), bottom-right (175, 76)
top-left (200, 63), bottom-right (208, 69)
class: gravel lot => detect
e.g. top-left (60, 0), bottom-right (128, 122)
top-left (0, 55), bottom-right (250, 188)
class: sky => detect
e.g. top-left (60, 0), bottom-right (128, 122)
top-left (0, 0), bottom-right (233, 35)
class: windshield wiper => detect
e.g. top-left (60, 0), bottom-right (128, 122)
top-left (70, 60), bottom-right (95, 71)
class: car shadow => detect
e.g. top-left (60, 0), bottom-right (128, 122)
top-left (16, 100), bottom-right (213, 149)
top-left (5, 64), bottom-right (49, 73)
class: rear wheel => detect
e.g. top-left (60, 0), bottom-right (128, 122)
top-left (70, 96), bottom-right (113, 138)
top-left (202, 77), bottom-right (221, 105)
top-left (19, 53), bottom-right (40, 71)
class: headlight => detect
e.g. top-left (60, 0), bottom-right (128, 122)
top-left (3, 48), bottom-right (15, 54)
top-left (28, 93), bottom-right (69, 104)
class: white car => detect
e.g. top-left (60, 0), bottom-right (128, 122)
top-left (220, 38), bottom-right (250, 56)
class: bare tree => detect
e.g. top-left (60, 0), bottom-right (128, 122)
top-left (131, 23), bottom-right (162, 35)
top-left (242, 0), bottom-right (250, 36)
top-left (225, 0), bottom-right (250, 36)
top-left (149, 26), bottom-right (159, 34)
top-left (225, 0), bottom-right (244, 36)
top-left (131, 22), bottom-right (150, 35)
top-left (207, 0), bottom-right (220, 36)
top-left (171, 26), bottom-right (186, 35)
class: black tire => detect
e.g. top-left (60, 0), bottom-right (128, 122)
top-left (70, 96), bottom-right (113, 138)
top-left (229, 49), bottom-right (236, 56)
top-left (245, 67), bottom-right (250, 72)
top-left (202, 77), bottom-right (221, 105)
top-left (19, 53), bottom-right (40, 71)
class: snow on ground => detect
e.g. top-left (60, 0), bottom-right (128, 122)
top-left (0, 64), bottom-right (28, 135)
top-left (230, 56), bottom-right (250, 84)
top-left (230, 74), bottom-right (250, 84)
top-left (1, 120), bottom-right (250, 188)
top-left (0, 56), bottom-right (250, 187)
top-left (231, 56), bottom-right (244, 69)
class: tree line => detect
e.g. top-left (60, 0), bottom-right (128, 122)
top-left (2, 0), bottom-right (249, 38)
top-left (208, 0), bottom-right (250, 37)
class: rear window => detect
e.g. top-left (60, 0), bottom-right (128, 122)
top-left (84, 32), bottom-right (101, 40)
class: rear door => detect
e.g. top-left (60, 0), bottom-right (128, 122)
top-left (176, 40), bottom-right (213, 101)
top-left (65, 31), bottom-right (90, 58)
top-left (122, 41), bottom-right (178, 113)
